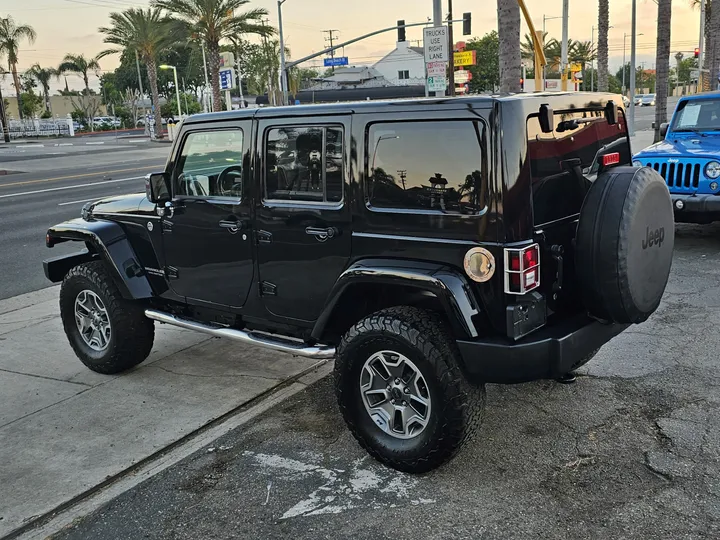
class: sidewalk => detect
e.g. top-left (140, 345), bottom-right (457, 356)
top-left (0, 286), bottom-right (323, 538)
top-left (630, 129), bottom-right (656, 154)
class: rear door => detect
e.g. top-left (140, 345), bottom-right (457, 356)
top-left (255, 116), bottom-right (351, 322)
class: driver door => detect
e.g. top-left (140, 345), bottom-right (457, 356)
top-left (161, 124), bottom-right (254, 309)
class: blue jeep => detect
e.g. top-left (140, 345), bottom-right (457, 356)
top-left (633, 92), bottom-right (720, 223)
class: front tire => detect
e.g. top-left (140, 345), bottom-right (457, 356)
top-left (60, 261), bottom-right (154, 374)
top-left (334, 307), bottom-right (485, 473)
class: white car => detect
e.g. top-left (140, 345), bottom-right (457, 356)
top-left (93, 116), bottom-right (121, 128)
top-left (641, 94), bottom-right (656, 107)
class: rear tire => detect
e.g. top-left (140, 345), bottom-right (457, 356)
top-left (335, 307), bottom-right (485, 473)
top-left (60, 261), bottom-right (154, 374)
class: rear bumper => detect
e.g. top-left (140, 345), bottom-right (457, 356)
top-left (671, 193), bottom-right (720, 223)
top-left (456, 316), bottom-right (629, 384)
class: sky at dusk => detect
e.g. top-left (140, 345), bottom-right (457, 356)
top-left (0, 0), bottom-right (706, 94)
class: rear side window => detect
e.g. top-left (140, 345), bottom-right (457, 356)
top-left (366, 121), bottom-right (486, 214)
top-left (264, 125), bottom-right (343, 203)
top-left (527, 109), bottom-right (630, 225)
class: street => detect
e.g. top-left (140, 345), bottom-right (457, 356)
top-left (0, 138), bottom-right (168, 300)
top-left (47, 221), bottom-right (720, 540)
top-left (631, 96), bottom-right (680, 132)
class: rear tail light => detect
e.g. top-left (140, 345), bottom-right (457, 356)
top-left (504, 244), bottom-right (540, 295)
top-left (602, 152), bottom-right (620, 167)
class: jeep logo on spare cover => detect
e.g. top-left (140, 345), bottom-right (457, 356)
top-left (42, 92), bottom-right (675, 474)
top-left (642, 226), bottom-right (665, 249)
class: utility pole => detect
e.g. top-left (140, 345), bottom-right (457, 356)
top-left (675, 52), bottom-right (684, 97)
top-left (200, 42), bottom-right (211, 112)
top-left (278, 0), bottom-right (288, 105)
top-left (447, 0), bottom-right (455, 96)
top-left (397, 170), bottom-right (407, 190)
top-left (561, 0), bottom-right (569, 91)
top-left (323, 29), bottom-right (340, 72)
top-left (699, 0), bottom-right (706, 91)
top-left (432, 0), bottom-right (445, 97)
top-left (629, 0), bottom-right (637, 136)
top-left (134, 49), bottom-right (147, 129)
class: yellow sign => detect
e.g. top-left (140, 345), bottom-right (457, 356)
top-left (569, 62), bottom-right (583, 73)
top-left (453, 51), bottom-right (477, 67)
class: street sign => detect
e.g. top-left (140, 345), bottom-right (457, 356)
top-left (426, 61), bottom-right (446, 77)
top-left (454, 50), bottom-right (477, 67)
top-left (219, 68), bottom-right (235, 90)
top-left (427, 76), bottom-right (447, 92)
top-left (324, 57), bottom-right (349, 67)
top-left (691, 69), bottom-right (700, 80)
top-left (424, 26), bottom-right (449, 63)
top-left (569, 62), bottom-right (583, 73)
top-left (454, 69), bottom-right (471, 84)
top-left (220, 52), bottom-right (235, 69)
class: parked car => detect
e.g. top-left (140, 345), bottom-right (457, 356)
top-left (634, 94), bottom-right (644, 106)
top-left (641, 94), bottom-right (656, 106)
top-left (43, 94), bottom-right (674, 473)
top-left (92, 116), bottom-right (121, 128)
top-left (634, 92), bottom-right (720, 224)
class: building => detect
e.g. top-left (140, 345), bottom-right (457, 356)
top-left (3, 95), bottom-right (107, 120)
top-left (372, 40), bottom-right (426, 86)
top-left (305, 66), bottom-right (392, 91)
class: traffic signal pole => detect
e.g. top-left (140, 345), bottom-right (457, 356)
top-left (448, 0), bottom-right (455, 96)
top-left (517, 0), bottom-right (547, 92)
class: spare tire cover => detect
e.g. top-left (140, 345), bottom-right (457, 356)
top-left (576, 166), bottom-right (674, 324)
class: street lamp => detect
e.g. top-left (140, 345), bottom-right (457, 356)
top-left (623, 32), bottom-right (643, 95)
top-left (278, 0), bottom-right (290, 106)
top-left (159, 65), bottom-right (182, 120)
top-left (543, 15), bottom-right (562, 80)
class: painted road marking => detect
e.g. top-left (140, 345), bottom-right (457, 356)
top-left (58, 196), bottom-right (109, 206)
top-left (0, 166), bottom-right (156, 189)
top-left (0, 176), bottom-right (145, 199)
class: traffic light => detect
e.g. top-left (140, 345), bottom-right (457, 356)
top-left (695, 47), bottom-right (700, 58)
top-left (462, 13), bottom-right (472, 36)
top-left (397, 20), bottom-right (406, 42)
top-left (241, 78), bottom-right (248, 97)
top-left (520, 77), bottom-right (525, 88)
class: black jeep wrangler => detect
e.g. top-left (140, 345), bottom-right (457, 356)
top-left (43, 93), bottom-right (675, 473)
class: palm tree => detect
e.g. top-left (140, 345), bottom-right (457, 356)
top-left (497, 0), bottom-right (521, 92)
top-left (707, 0), bottom-right (720, 90)
top-left (597, 0), bottom-right (609, 91)
top-left (27, 64), bottom-right (57, 114)
top-left (655, 0), bottom-right (672, 142)
top-left (0, 15), bottom-right (36, 119)
top-left (58, 53), bottom-right (101, 95)
top-left (521, 32), bottom-right (559, 72)
top-left (570, 40), bottom-right (597, 88)
top-left (99, 8), bottom-right (177, 139)
top-left (153, 0), bottom-right (273, 112)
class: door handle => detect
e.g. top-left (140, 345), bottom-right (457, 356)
top-left (305, 227), bottom-right (337, 241)
top-left (219, 219), bottom-right (240, 234)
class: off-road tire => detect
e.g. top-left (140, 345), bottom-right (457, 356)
top-left (334, 306), bottom-right (485, 473)
top-left (60, 261), bottom-right (154, 374)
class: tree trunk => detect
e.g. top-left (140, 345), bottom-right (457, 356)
top-left (654, 0), bottom-right (672, 143)
top-left (597, 0), bottom-right (609, 92)
top-left (208, 40), bottom-right (222, 112)
top-left (145, 56), bottom-right (164, 139)
top-left (709, 1), bottom-right (720, 91)
top-left (84, 74), bottom-right (90, 95)
top-left (497, 0), bottom-right (521, 93)
top-left (11, 62), bottom-right (23, 120)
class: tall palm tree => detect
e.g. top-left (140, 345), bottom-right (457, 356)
top-left (99, 8), bottom-right (177, 139)
top-left (153, 0), bottom-right (273, 112)
top-left (655, 0), bottom-right (672, 141)
top-left (497, 0), bottom-right (521, 92)
top-left (27, 64), bottom-right (57, 114)
top-left (58, 53), bottom-right (101, 95)
top-left (570, 41), bottom-right (596, 72)
top-left (521, 32), bottom-right (560, 72)
top-left (707, 0), bottom-right (720, 90)
top-left (0, 15), bottom-right (36, 119)
top-left (597, 0), bottom-right (610, 91)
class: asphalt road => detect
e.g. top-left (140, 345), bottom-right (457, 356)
top-left (631, 96), bottom-right (680, 132)
top-left (0, 137), bottom-right (169, 300)
top-left (51, 221), bottom-right (720, 539)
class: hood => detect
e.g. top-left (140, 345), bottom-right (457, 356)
top-left (87, 192), bottom-right (148, 216)
top-left (635, 136), bottom-right (720, 160)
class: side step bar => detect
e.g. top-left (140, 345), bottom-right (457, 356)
top-left (145, 309), bottom-right (336, 360)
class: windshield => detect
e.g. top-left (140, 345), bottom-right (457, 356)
top-left (671, 98), bottom-right (720, 132)
top-left (644, 94), bottom-right (655, 99)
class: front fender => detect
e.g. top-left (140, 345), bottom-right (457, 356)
top-left (44, 218), bottom-right (153, 299)
top-left (311, 258), bottom-right (480, 341)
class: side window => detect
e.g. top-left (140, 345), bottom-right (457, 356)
top-left (174, 129), bottom-right (244, 199)
top-left (264, 125), bottom-right (343, 203)
top-left (398, 70), bottom-right (410, 80)
top-left (366, 121), bottom-right (486, 214)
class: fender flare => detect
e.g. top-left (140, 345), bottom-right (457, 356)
top-left (45, 218), bottom-right (153, 299)
top-left (311, 258), bottom-right (480, 341)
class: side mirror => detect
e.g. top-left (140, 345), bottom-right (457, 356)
top-left (539, 104), bottom-right (554, 133)
top-left (145, 172), bottom-right (171, 204)
top-left (660, 122), bottom-right (669, 137)
top-left (604, 100), bottom-right (618, 125)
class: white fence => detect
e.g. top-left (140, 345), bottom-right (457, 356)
top-left (5, 116), bottom-right (74, 139)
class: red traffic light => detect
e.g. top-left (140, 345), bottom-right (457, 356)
top-left (695, 47), bottom-right (700, 58)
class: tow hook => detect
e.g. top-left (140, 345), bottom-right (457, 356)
top-left (551, 245), bottom-right (564, 297)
